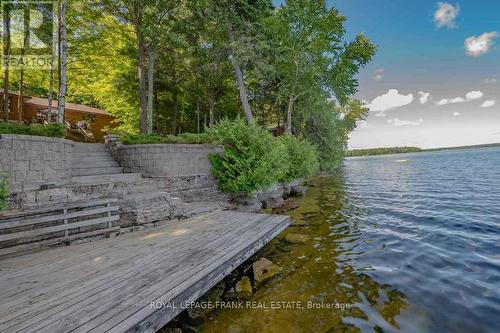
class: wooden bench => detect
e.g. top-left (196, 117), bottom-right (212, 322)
top-left (0, 198), bottom-right (120, 257)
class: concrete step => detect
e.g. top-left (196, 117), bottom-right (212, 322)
top-left (71, 173), bottom-right (143, 185)
top-left (72, 159), bottom-right (119, 168)
top-left (73, 143), bottom-right (108, 153)
top-left (72, 151), bottom-right (114, 159)
top-left (72, 167), bottom-right (124, 177)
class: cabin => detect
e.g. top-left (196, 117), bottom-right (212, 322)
top-left (1, 90), bottom-right (115, 142)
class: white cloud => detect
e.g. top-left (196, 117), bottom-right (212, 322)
top-left (387, 118), bottom-right (423, 127)
top-left (436, 97), bottom-right (465, 105)
top-left (465, 32), bottom-right (498, 57)
top-left (436, 90), bottom-right (484, 106)
top-left (481, 100), bottom-right (496, 108)
top-left (418, 91), bottom-right (431, 104)
top-left (453, 112), bottom-right (460, 117)
top-left (368, 89), bottom-right (414, 112)
top-left (465, 90), bottom-right (484, 101)
top-left (434, 2), bottom-right (460, 29)
top-left (373, 68), bottom-right (384, 81)
top-left (484, 78), bottom-right (497, 84)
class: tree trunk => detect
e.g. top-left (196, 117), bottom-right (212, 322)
top-left (228, 54), bottom-right (253, 124)
top-left (2, 8), bottom-right (10, 121)
top-left (208, 90), bottom-right (215, 127)
top-left (154, 84), bottom-right (159, 133)
top-left (17, 70), bottom-right (24, 123)
top-left (196, 97), bottom-right (200, 133)
top-left (133, 2), bottom-right (147, 134)
top-left (48, 60), bottom-right (55, 123)
top-left (47, 5), bottom-right (57, 124)
top-left (171, 89), bottom-right (178, 135)
top-left (138, 39), bottom-right (147, 133)
top-left (285, 95), bottom-right (294, 136)
top-left (57, 0), bottom-right (68, 124)
top-left (285, 64), bottom-right (300, 136)
top-left (227, 25), bottom-right (253, 124)
top-left (17, 7), bottom-right (30, 123)
top-left (146, 47), bottom-right (155, 134)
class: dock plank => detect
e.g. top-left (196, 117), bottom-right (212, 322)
top-left (1, 214), bottom-right (266, 332)
top-left (0, 211), bottom-right (290, 333)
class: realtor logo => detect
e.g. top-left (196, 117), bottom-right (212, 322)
top-left (1, 0), bottom-right (57, 69)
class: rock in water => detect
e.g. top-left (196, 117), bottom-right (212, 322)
top-left (252, 257), bottom-right (282, 285)
top-left (285, 233), bottom-right (310, 244)
top-left (235, 276), bottom-right (253, 299)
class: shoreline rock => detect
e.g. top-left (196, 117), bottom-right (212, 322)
top-left (235, 276), bottom-right (253, 299)
top-left (252, 257), bottom-right (282, 285)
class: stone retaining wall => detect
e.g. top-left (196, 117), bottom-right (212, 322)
top-left (115, 144), bottom-right (223, 178)
top-left (0, 134), bottom-right (73, 193)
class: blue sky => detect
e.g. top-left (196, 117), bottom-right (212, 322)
top-left (273, 0), bottom-right (500, 148)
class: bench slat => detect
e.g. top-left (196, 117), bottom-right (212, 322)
top-left (0, 199), bottom-right (119, 222)
top-left (0, 216), bottom-right (120, 243)
top-left (0, 206), bottom-right (119, 230)
top-left (0, 227), bottom-right (120, 258)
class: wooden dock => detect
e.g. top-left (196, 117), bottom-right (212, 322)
top-left (0, 211), bottom-right (290, 333)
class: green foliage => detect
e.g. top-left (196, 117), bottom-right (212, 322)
top-left (277, 136), bottom-right (319, 183)
top-left (348, 147), bottom-right (423, 157)
top-left (0, 122), bottom-right (65, 138)
top-left (29, 124), bottom-right (66, 138)
top-left (120, 132), bottom-right (213, 145)
top-left (0, 174), bottom-right (8, 211)
top-left (303, 105), bottom-right (344, 171)
top-left (302, 97), bottom-right (369, 171)
top-left (207, 118), bottom-right (287, 194)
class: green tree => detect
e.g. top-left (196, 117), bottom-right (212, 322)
top-left (270, 0), bottom-right (375, 135)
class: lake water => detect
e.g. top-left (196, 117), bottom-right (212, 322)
top-left (203, 148), bottom-right (500, 333)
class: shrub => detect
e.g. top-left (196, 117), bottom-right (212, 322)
top-left (0, 122), bottom-right (64, 138)
top-left (303, 107), bottom-right (345, 171)
top-left (0, 174), bottom-right (8, 211)
top-left (120, 132), bottom-right (213, 145)
top-left (207, 118), bottom-right (287, 194)
top-left (277, 136), bottom-right (319, 183)
top-left (29, 123), bottom-right (65, 138)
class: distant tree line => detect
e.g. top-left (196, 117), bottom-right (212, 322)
top-left (347, 147), bottom-right (423, 157)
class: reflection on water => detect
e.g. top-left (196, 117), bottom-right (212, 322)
top-left (203, 148), bottom-right (500, 333)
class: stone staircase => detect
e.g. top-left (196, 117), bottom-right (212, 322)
top-left (72, 143), bottom-right (123, 177)
top-left (5, 143), bottom-right (226, 230)
top-left (68, 143), bottom-right (223, 227)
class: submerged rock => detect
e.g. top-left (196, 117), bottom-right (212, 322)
top-left (290, 184), bottom-right (308, 195)
top-left (235, 276), bottom-right (253, 299)
top-left (285, 233), bottom-right (310, 244)
top-left (273, 199), bottom-right (300, 214)
top-left (252, 257), bottom-right (282, 285)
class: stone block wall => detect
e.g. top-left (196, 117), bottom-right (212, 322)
top-left (116, 144), bottom-right (222, 178)
top-left (0, 134), bottom-right (73, 193)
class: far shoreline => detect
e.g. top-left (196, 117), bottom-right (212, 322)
top-left (347, 142), bottom-right (500, 157)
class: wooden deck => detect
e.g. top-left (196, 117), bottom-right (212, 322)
top-left (0, 211), bottom-right (290, 333)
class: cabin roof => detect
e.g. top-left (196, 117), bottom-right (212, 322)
top-left (0, 89), bottom-right (112, 117)
top-left (24, 97), bottom-right (112, 117)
